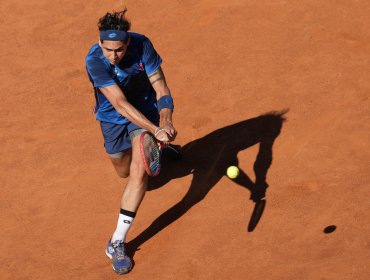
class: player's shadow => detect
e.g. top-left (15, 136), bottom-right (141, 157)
top-left (127, 110), bottom-right (287, 256)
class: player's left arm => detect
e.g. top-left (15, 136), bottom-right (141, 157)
top-left (148, 66), bottom-right (177, 141)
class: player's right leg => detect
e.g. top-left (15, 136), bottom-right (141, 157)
top-left (109, 150), bottom-right (132, 178)
top-left (100, 121), bottom-right (134, 177)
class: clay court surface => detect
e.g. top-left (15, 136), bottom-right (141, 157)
top-left (1, 0), bottom-right (369, 279)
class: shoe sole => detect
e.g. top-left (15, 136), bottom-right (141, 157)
top-left (106, 249), bottom-right (132, 274)
top-left (112, 264), bottom-right (132, 274)
top-left (105, 249), bottom-right (113, 259)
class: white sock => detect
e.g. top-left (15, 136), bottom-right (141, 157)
top-left (111, 210), bottom-right (136, 242)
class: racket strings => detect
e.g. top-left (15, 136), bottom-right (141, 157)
top-left (143, 135), bottom-right (160, 174)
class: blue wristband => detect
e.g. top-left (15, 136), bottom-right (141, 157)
top-left (157, 95), bottom-right (174, 112)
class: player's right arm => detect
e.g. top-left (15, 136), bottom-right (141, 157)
top-left (99, 84), bottom-right (169, 142)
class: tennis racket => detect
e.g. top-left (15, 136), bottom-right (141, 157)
top-left (139, 131), bottom-right (164, 176)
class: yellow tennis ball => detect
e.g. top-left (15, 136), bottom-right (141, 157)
top-left (226, 166), bottom-right (239, 179)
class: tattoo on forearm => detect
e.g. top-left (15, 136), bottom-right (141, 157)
top-left (148, 71), bottom-right (159, 78)
top-left (151, 77), bottom-right (164, 85)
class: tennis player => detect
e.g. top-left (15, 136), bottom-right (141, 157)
top-left (85, 9), bottom-right (177, 274)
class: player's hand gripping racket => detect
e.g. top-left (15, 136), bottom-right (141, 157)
top-left (139, 131), bottom-right (166, 176)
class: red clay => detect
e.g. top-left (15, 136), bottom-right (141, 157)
top-left (1, 0), bottom-right (369, 279)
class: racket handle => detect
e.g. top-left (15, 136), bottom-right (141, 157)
top-left (159, 142), bottom-right (169, 149)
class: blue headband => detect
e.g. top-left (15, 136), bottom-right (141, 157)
top-left (100, 30), bottom-right (129, 42)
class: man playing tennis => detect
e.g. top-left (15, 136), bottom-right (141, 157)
top-left (85, 9), bottom-right (177, 274)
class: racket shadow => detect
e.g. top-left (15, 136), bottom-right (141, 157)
top-left (127, 110), bottom-right (287, 257)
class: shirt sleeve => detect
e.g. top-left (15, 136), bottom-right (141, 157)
top-left (141, 36), bottom-right (163, 75)
top-left (85, 56), bottom-right (116, 88)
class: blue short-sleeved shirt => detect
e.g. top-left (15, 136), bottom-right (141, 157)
top-left (85, 32), bottom-right (162, 124)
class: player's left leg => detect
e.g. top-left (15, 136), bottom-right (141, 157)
top-left (120, 134), bottom-right (148, 212)
top-left (106, 132), bottom-right (148, 274)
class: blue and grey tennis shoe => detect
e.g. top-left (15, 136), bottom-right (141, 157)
top-left (106, 239), bottom-right (132, 274)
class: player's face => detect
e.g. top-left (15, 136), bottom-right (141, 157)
top-left (99, 39), bottom-right (129, 65)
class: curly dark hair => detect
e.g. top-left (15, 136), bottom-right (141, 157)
top-left (97, 8), bottom-right (131, 32)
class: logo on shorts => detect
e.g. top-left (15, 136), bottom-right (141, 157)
top-left (109, 32), bottom-right (117, 39)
